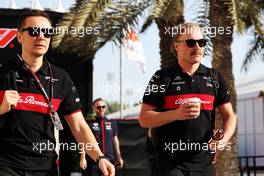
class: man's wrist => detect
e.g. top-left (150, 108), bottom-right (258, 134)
top-left (116, 156), bottom-right (122, 161)
top-left (96, 155), bottom-right (109, 165)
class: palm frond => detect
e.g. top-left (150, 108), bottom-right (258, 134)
top-left (233, 0), bottom-right (264, 72)
top-left (232, 0), bottom-right (263, 34)
top-left (72, 0), bottom-right (111, 31)
top-left (189, 0), bottom-right (212, 57)
top-left (241, 32), bottom-right (264, 72)
top-left (52, 0), bottom-right (112, 52)
top-left (232, 0), bottom-right (246, 34)
top-left (51, 1), bottom-right (84, 48)
top-left (112, 1), bottom-right (151, 45)
top-left (92, 0), bottom-right (152, 54)
top-left (52, 0), bottom-right (152, 60)
top-left (163, 0), bottom-right (183, 23)
top-left (257, 1), bottom-right (264, 9)
top-left (60, 0), bottom-right (112, 53)
top-left (141, 0), bottom-right (171, 33)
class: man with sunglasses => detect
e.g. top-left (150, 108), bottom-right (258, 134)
top-left (0, 10), bottom-right (114, 176)
top-left (139, 23), bottom-right (236, 176)
top-left (80, 98), bottom-right (124, 176)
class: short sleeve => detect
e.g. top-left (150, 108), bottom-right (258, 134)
top-left (216, 71), bottom-right (231, 106)
top-left (0, 62), bottom-right (8, 104)
top-left (59, 74), bottom-right (82, 116)
top-left (111, 120), bottom-right (118, 137)
top-left (0, 91), bottom-right (4, 104)
top-left (0, 72), bottom-right (4, 104)
top-left (143, 70), bottom-right (166, 108)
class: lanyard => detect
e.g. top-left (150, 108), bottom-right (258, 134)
top-left (17, 54), bottom-right (55, 114)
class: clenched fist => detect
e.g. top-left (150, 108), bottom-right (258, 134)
top-left (0, 90), bottom-right (19, 115)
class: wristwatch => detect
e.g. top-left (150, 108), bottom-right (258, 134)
top-left (96, 155), bottom-right (109, 165)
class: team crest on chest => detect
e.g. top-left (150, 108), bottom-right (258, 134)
top-left (92, 122), bottom-right (100, 131)
top-left (105, 121), bottom-right (112, 130)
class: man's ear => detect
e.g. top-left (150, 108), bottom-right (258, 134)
top-left (174, 42), bottom-right (179, 52)
top-left (16, 31), bottom-right (22, 44)
top-left (92, 106), bottom-right (96, 113)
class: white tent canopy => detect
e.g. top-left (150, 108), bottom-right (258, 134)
top-left (236, 74), bottom-right (264, 100)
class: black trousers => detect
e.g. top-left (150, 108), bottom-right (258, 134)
top-left (157, 167), bottom-right (215, 176)
top-left (155, 156), bottom-right (215, 176)
top-left (0, 165), bottom-right (58, 176)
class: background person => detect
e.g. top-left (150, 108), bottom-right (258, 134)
top-left (80, 98), bottom-right (124, 176)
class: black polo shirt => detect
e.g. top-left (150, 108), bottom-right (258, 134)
top-left (143, 63), bottom-right (230, 171)
top-left (87, 116), bottom-right (117, 162)
top-left (0, 56), bottom-right (81, 170)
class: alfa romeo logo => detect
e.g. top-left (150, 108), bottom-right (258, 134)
top-left (0, 28), bottom-right (17, 48)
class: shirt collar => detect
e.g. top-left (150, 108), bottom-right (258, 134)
top-left (174, 61), bottom-right (207, 75)
top-left (195, 64), bottom-right (207, 74)
top-left (36, 59), bottom-right (49, 75)
top-left (15, 55), bottom-right (49, 75)
top-left (96, 116), bottom-right (106, 120)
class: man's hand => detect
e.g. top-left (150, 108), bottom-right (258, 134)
top-left (208, 129), bottom-right (225, 152)
top-left (115, 158), bottom-right (124, 168)
top-left (176, 102), bottom-right (200, 120)
top-left (209, 139), bottom-right (227, 153)
top-left (0, 90), bottom-right (19, 115)
top-left (98, 158), bottom-right (115, 176)
top-left (79, 157), bottom-right (87, 170)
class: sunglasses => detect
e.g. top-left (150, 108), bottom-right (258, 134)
top-left (21, 27), bottom-right (54, 38)
top-left (96, 106), bottom-right (106, 110)
top-left (178, 39), bottom-right (207, 48)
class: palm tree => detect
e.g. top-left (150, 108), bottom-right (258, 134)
top-left (141, 0), bottom-right (184, 68)
top-left (52, 0), bottom-right (153, 60)
top-left (208, 1), bottom-right (263, 175)
top-left (208, 1), bottom-right (239, 175)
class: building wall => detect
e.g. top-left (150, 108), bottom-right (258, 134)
top-left (238, 96), bottom-right (264, 166)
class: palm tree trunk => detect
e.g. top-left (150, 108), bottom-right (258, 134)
top-left (156, 0), bottom-right (184, 69)
top-left (209, 0), bottom-right (239, 175)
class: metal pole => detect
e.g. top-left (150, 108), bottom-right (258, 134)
top-left (253, 157), bottom-right (256, 176)
top-left (119, 0), bottom-right (123, 120)
top-left (120, 44), bottom-right (123, 119)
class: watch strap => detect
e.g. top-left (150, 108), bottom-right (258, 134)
top-left (96, 155), bottom-right (109, 165)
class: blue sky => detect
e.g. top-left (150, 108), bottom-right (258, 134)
top-left (1, 0), bottom-right (263, 106)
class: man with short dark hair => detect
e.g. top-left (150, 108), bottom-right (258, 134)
top-left (80, 98), bottom-right (124, 176)
top-left (139, 23), bottom-right (236, 176)
top-left (0, 10), bottom-right (114, 176)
